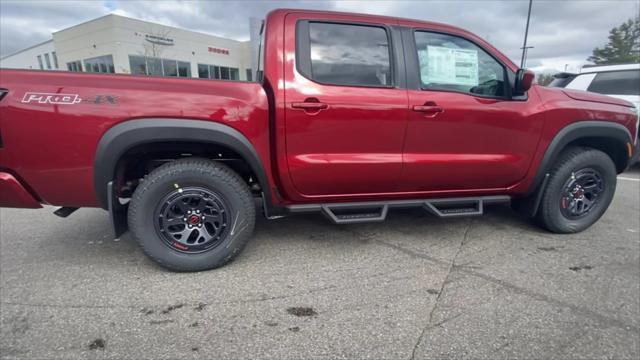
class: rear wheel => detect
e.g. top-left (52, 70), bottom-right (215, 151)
top-left (128, 158), bottom-right (255, 271)
top-left (537, 147), bottom-right (616, 233)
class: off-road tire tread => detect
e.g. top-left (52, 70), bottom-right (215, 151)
top-left (537, 146), bottom-right (616, 234)
top-left (128, 158), bottom-right (255, 271)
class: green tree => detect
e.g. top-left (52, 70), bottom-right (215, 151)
top-left (588, 17), bottom-right (640, 65)
top-left (536, 73), bottom-right (555, 86)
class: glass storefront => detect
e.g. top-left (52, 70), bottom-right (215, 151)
top-left (129, 55), bottom-right (191, 78)
top-left (84, 55), bottom-right (115, 73)
top-left (197, 63), bottom-right (240, 80)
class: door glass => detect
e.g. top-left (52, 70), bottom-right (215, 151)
top-left (308, 22), bottom-right (392, 87)
top-left (414, 31), bottom-right (506, 97)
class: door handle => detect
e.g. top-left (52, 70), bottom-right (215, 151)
top-left (291, 101), bottom-right (328, 110)
top-left (412, 104), bottom-right (444, 115)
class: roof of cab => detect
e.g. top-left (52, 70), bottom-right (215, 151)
top-left (267, 8), bottom-right (519, 71)
top-left (268, 8), bottom-right (476, 37)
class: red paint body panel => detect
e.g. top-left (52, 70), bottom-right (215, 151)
top-left (0, 8), bottom-right (637, 210)
top-left (0, 172), bottom-right (42, 208)
top-left (0, 71), bottom-right (271, 207)
top-left (402, 89), bottom-right (546, 191)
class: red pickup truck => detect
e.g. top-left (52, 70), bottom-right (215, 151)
top-left (1, 9), bottom-right (637, 271)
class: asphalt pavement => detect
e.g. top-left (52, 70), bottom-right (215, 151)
top-left (1, 166), bottom-right (639, 359)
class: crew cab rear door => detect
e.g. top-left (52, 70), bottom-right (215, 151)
top-left (398, 25), bottom-right (544, 192)
top-left (282, 13), bottom-right (408, 197)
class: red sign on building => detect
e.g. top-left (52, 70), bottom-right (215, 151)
top-left (208, 47), bottom-right (229, 55)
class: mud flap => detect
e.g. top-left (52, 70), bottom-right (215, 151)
top-left (108, 181), bottom-right (128, 238)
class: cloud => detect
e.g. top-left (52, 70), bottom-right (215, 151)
top-left (1, 0), bottom-right (638, 73)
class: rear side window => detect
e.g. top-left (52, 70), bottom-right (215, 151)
top-left (300, 22), bottom-right (392, 87)
top-left (587, 70), bottom-right (640, 96)
top-left (414, 31), bottom-right (506, 97)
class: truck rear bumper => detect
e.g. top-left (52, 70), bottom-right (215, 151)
top-left (0, 172), bottom-right (42, 208)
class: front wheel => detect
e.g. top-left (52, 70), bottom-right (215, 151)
top-left (537, 147), bottom-right (617, 233)
top-left (128, 158), bottom-right (255, 271)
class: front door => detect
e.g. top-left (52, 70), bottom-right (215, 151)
top-left (400, 29), bottom-right (544, 192)
top-left (284, 15), bottom-right (408, 197)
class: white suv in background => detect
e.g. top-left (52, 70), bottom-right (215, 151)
top-left (551, 63), bottom-right (640, 164)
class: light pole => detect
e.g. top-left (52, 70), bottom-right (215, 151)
top-left (520, 0), bottom-right (533, 68)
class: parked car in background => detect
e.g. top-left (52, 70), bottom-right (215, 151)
top-left (550, 64), bottom-right (640, 163)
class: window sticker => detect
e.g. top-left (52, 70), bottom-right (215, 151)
top-left (420, 46), bottom-right (479, 86)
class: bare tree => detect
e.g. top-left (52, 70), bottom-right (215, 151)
top-left (138, 26), bottom-right (173, 75)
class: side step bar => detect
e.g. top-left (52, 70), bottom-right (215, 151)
top-left (287, 196), bottom-right (510, 224)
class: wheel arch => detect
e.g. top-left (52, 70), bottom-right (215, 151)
top-left (517, 120), bottom-right (632, 217)
top-left (94, 118), bottom-right (273, 212)
top-left (533, 121), bottom-right (632, 190)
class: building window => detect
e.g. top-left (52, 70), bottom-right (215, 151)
top-left (52, 52), bottom-right (59, 69)
top-left (178, 61), bottom-right (191, 77)
top-left (163, 59), bottom-right (178, 76)
top-left (84, 55), bottom-right (115, 74)
top-left (37, 55), bottom-right (43, 70)
top-left (67, 60), bottom-right (82, 72)
top-left (198, 64), bottom-right (209, 78)
top-left (197, 63), bottom-right (240, 81)
top-left (129, 56), bottom-right (147, 75)
top-left (44, 53), bottom-right (52, 69)
top-left (246, 69), bottom-right (252, 82)
top-left (129, 56), bottom-right (191, 78)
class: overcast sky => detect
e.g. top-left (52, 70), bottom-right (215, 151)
top-left (1, 0), bottom-right (638, 73)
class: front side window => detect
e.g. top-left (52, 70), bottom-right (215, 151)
top-left (587, 70), bottom-right (640, 96)
top-left (306, 22), bottom-right (392, 87)
top-left (414, 31), bottom-right (506, 97)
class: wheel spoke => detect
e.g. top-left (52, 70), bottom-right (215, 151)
top-left (560, 167), bottom-right (604, 219)
top-left (156, 187), bottom-right (229, 252)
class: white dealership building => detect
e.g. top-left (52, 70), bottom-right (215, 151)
top-left (0, 14), bottom-right (261, 81)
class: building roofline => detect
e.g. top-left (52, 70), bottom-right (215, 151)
top-left (53, 13), bottom-right (241, 42)
top-left (0, 39), bottom-right (53, 60)
top-left (51, 13), bottom-right (114, 35)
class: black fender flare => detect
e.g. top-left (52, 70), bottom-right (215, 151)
top-left (94, 118), bottom-right (273, 211)
top-left (519, 120), bottom-right (632, 217)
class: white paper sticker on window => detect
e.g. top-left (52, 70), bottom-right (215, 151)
top-left (421, 46), bottom-right (479, 86)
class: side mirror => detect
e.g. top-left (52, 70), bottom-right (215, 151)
top-left (514, 68), bottom-right (535, 96)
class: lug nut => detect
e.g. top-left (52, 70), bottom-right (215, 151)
top-left (187, 210), bottom-right (191, 214)
top-left (196, 210), bottom-right (200, 214)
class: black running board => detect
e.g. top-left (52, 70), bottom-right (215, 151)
top-left (287, 196), bottom-right (510, 224)
top-left (53, 207), bottom-right (79, 218)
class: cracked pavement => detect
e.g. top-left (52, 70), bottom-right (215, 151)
top-left (1, 167), bottom-right (639, 359)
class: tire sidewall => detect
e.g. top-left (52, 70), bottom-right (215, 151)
top-left (130, 162), bottom-right (255, 271)
top-left (542, 150), bottom-right (616, 233)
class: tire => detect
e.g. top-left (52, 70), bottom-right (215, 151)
top-left (537, 146), bottom-right (617, 234)
top-left (128, 158), bottom-right (255, 271)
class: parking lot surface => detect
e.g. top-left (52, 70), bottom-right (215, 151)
top-left (1, 167), bottom-right (639, 359)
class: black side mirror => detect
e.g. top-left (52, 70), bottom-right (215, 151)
top-left (514, 68), bottom-right (535, 96)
